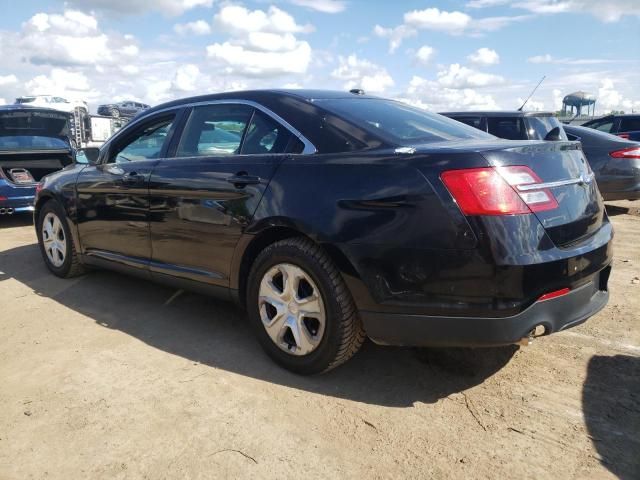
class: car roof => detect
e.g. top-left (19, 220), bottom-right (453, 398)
top-left (440, 110), bottom-right (555, 117)
top-left (0, 104), bottom-right (69, 113)
top-left (144, 89), bottom-right (378, 115)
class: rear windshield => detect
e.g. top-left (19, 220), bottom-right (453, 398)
top-left (524, 115), bottom-right (567, 141)
top-left (487, 117), bottom-right (527, 140)
top-left (315, 98), bottom-right (491, 145)
top-left (0, 136), bottom-right (69, 150)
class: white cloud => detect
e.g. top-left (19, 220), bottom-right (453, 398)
top-left (206, 5), bottom-right (313, 77)
top-left (518, 98), bottom-right (545, 111)
top-left (62, 0), bottom-right (214, 17)
top-left (436, 63), bottom-right (505, 89)
top-left (467, 47), bottom-right (499, 66)
top-left (466, 0), bottom-right (510, 7)
top-left (331, 55), bottom-right (394, 93)
top-left (415, 45), bottom-right (435, 65)
top-left (527, 54), bottom-right (617, 65)
top-left (404, 8), bottom-right (471, 33)
top-left (23, 68), bottom-right (102, 103)
top-left (403, 75), bottom-right (500, 111)
top-left (373, 24), bottom-right (416, 53)
top-left (215, 5), bottom-right (313, 35)
top-left (174, 20), bottom-right (211, 36)
top-left (288, 0), bottom-right (346, 13)
top-left (0, 98), bottom-right (6, 105)
top-left (597, 78), bottom-right (640, 112)
top-left (0, 74), bottom-right (18, 86)
top-left (172, 64), bottom-right (200, 91)
top-left (514, 0), bottom-right (639, 22)
top-left (10, 10), bottom-right (139, 67)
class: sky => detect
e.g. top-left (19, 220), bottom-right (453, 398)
top-left (0, 0), bottom-right (638, 114)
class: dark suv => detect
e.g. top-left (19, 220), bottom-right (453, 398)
top-left (441, 111), bottom-right (567, 141)
top-left (581, 114), bottom-right (640, 141)
top-left (97, 101), bottom-right (150, 119)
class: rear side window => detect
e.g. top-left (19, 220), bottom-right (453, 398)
top-left (620, 117), bottom-right (640, 132)
top-left (177, 104), bottom-right (252, 156)
top-left (586, 118), bottom-right (614, 133)
top-left (487, 117), bottom-right (527, 140)
top-left (524, 116), bottom-right (568, 141)
top-left (315, 98), bottom-right (490, 146)
top-left (241, 110), bottom-right (294, 155)
top-left (453, 117), bottom-right (484, 131)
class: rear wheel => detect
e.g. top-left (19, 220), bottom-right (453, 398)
top-left (247, 238), bottom-right (365, 374)
top-left (36, 201), bottom-right (84, 278)
top-left (110, 108), bottom-right (120, 118)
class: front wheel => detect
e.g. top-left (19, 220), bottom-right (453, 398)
top-left (110, 108), bottom-right (120, 118)
top-left (36, 201), bottom-right (85, 278)
top-left (247, 238), bottom-right (365, 374)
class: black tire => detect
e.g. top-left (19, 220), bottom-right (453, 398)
top-left (36, 200), bottom-right (85, 278)
top-left (111, 108), bottom-right (120, 118)
top-left (246, 237), bottom-right (366, 374)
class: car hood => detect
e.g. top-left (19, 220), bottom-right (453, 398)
top-left (0, 107), bottom-right (71, 143)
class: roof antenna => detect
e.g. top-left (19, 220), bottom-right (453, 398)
top-left (518, 75), bottom-right (545, 111)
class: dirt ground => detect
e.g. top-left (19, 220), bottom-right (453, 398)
top-left (0, 202), bottom-right (638, 480)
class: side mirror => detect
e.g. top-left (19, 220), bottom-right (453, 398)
top-left (75, 147), bottom-right (100, 165)
top-left (544, 126), bottom-right (562, 141)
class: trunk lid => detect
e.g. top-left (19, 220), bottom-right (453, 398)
top-left (0, 106), bottom-right (71, 144)
top-left (480, 140), bottom-right (605, 247)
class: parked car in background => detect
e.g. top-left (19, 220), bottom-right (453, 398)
top-left (34, 90), bottom-right (612, 374)
top-left (564, 124), bottom-right (640, 200)
top-left (97, 101), bottom-right (149, 118)
top-left (15, 95), bottom-right (88, 113)
top-left (580, 114), bottom-right (640, 141)
top-left (441, 111), bottom-right (567, 141)
top-left (0, 105), bottom-right (75, 215)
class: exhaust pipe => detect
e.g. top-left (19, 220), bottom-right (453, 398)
top-left (0, 208), bottom-right (6, 215)
top-left (515, 325), bottom-right (547, 347)
top-left (6, 208), bottom-right (14, 215)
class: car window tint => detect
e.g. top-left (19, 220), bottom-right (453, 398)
top-left (524, 116), bottom-right (568, 141)
top-left (111, 117), bottom-right (174, 163)
top-left (241, 110), bottom-right (293, 155)
top-left (487, 117), bottom-right (528, 140)
top-left (316, 99), bottom-right (490, 146)
top-left (177, 104), bottom-right (252, 157)
top-left (454, 117), bottom-right (483, 130)
top-left (286, 136), bottom-right (305, 154)
top-left (589, 119), bottom-right (614, 133)
top-left (620, 117), bottom-right (640, 131)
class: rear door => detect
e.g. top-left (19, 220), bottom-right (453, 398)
top-left (75, 111), bottom-right (180, 270)
top-left (148, 102), bottom-right (301, 286)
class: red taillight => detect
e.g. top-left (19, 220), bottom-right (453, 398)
top-left (538, 287), bottom-right (570, 302)
top-left (0, 196), bottom-right (7, 202)
top-left (617, 133), bottom-right (630, 140)
top-left (441, 166), bottom-right (558, 216)
top-left (610, 146), bottom-right (640, 159)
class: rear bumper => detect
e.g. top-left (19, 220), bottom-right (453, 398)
top-left (361, 265), bottom-right (610, 347)
top-left (0, 180), bottom-right (36, 212)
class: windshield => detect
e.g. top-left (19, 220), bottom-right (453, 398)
top-left (0, 135), bottom-right (69, 150)
top-left (316, 98), bottom-right (492, 145)
top-left (525, 115), bottom-right (567, 141)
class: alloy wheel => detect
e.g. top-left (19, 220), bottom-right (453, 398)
top-left (258, 263), bottom-right (326, 356)
top-left (42, 212), bottom-right (67, 268)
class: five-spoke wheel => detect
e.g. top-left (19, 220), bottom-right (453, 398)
top-left (41, 211), bottom-right (67, 267)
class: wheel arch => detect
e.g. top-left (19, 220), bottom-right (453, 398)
top-left (231, 223), bottom-right (363, 309)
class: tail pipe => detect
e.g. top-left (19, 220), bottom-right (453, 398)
top-left (516, 325), bottom-right (547, 347)
top-left (0, 208), bottom-right (15, 215)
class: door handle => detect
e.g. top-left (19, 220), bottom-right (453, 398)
top-left (227, 173), bottom-right (261, 187)
top-left (121, 171), bottom-right (145, 185)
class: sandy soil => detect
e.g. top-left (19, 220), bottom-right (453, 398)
top-left (0, 202), bottom-right (638, 479)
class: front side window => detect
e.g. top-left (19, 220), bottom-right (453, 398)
top-left (620, 117), bottom-right (640, 132)
top-left (487, 117), bottom-right (528, 140)
top-left (176, 104), bottom-right (253, 156)
top-left (110, 116), bottom-right (174, 163)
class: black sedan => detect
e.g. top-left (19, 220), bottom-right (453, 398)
top-left (34, 90), bottom-right (612, 374)
top-left (564, 124), bottom-right (640, 201)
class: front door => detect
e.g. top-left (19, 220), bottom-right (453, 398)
top-left (75, 113), bottom-right (178, 271)
top-left (148, 103), bottom-right (299, 286)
